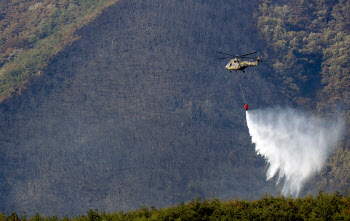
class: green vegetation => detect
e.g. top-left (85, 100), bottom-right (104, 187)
top-left (2, 192), bottom-right (350, 220)
top-left (253, 0), bottom-right (350, 194)
top-left (0, 0), bottom-right (119, 102)
top-left (254, 0), bottom-right (350, 107)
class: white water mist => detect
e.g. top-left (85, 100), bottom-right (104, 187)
top-left (246, 107), bottom-right (344, 197)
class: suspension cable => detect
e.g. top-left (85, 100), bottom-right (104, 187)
top-left (240, 82), bottom-right (246, 103)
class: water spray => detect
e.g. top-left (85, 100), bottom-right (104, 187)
top-left (246, 107), bottom-right (344, 197)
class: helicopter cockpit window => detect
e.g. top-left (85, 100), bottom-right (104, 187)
top-left (229, 63), bottom-right (232, 67)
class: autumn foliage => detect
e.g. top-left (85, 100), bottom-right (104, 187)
top-left (0, 0), bottom-right (119, 103)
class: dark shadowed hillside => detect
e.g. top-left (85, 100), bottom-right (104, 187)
top-left (0, 0), bottom-right (284, 216)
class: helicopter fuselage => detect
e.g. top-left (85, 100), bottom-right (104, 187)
top-left (225, 58), bottom-right (259, 72)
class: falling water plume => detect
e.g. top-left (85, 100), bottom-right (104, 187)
top-left (246, 107), bottom-right (344, 197)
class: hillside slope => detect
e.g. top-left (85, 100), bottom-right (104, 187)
top-left (0, 0), bottom-right (283, 216)
top-left (0, 0), bottom-right (119, 102)
top-left (252, 0), bottom-right (350, 193)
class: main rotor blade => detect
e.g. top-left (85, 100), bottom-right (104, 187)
top-left (240, 56), bottom-right (258, 59)
top-left (218, 51), bottom-right (235, 57)
top-left (239, 52), bottom-right (257, 57)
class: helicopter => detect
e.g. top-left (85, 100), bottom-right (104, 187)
top-left (218, 51), bottom-right (262, 73)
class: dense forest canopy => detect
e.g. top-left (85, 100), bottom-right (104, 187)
top-left (3, 192), bottom-right (350, 220)
top-left (253, 0), bottom-right (350, 193)
top-left (254, 0), bottom-right (350, 107)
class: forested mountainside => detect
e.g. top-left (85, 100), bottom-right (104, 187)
top-left (253, 0), bottom-right (350, 193)
top-left (0, 0), bottom-right (349, 217)
top-left (0, 0), bottom-right (282, 216)
top-left (0, 0), bottom-right (119, 102)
